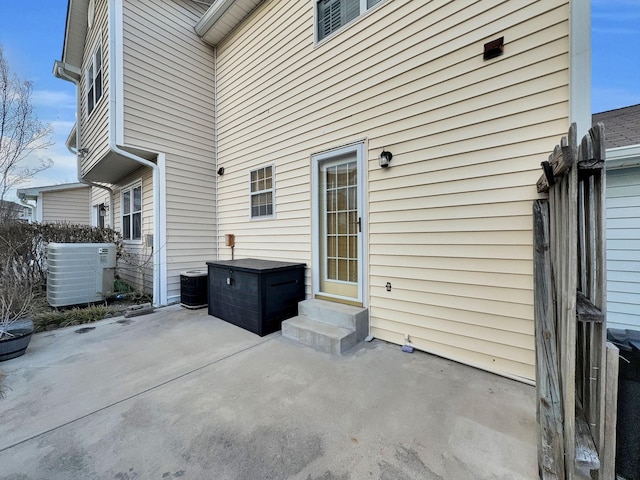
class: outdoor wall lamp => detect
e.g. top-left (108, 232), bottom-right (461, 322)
top-left (78, 148), bottom-right (89, 156)
top-left (99, 204), bottom-right (109, 216)
top-left (379, 150), bottom-right (393, 168)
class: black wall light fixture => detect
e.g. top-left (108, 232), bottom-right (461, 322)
top-left (217, 167), bottom-right (225, 176)
top-left (379, 150), bottom-right (393, 168)
top-left (483, 37), bottom-right (504, 60)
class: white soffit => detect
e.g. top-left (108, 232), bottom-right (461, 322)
top-left (195, 0), bottom-right (264, 46)
top-left (62, 0), bottom-right (90, 68)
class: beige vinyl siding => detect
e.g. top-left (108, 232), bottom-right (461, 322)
top-left (215, 0), bottom-right (570, 381)
top-left (112, 167), bottom-right (154, 294)
top-left (80, 0), bottom-right (111, 177)
top-left (91, 187), bottom-right (112, 228)
top-left (122, 0), bottom-right (217, 301)
top-left (41, 188), bottom-right (91, 225)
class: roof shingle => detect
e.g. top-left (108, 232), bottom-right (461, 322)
top-left (592, 103), bottom-right (640, 149)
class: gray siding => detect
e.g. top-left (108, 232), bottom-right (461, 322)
top-left (606, 166), bottom-right (640, 330)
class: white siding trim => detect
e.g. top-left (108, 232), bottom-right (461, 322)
top-left (569, 0), bottom-right (591, 137)
top-left (158, 153), bottom-right (168, 306)
top-left (114, 0), bottom-right (125, 145)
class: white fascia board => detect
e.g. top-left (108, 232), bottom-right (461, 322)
top-left (61, 0), bottom-right (89, 68)
top-left (17, 183), bottom-right (90, 200)
top-left (195, 0), bottom-right (237, 36)
top-left (606, 144), bottom-right (640, 169)
top-left (196, 0), bottom-right (263, 46)
top-left (569, 0), bottom-right (591, 138)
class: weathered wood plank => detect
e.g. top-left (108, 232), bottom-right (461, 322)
top-left (538, 124), bottom-right (578, 193)
top-left (537, 145), bottom-right (575, 193)
top-left (576, 291), bottom-right (604, 323)
top-left (600, 342), bottom-right (619, 480)
top-left (564, 134), bottom-right (579, 479)
top-left (575, 407), bottom-right (600, 470)
top-left (534, 199), bottom-right (566, 479)
top-left (578, 159), bottom-right (604, 182)
top-left (534, 122), bottom-right (608, 480)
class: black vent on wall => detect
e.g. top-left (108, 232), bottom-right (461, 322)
top-left (483, 37), bottom-right (504, 60)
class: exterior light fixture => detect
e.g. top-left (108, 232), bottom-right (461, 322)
top-left (379, 150), bottom-right (393, 168)
top-left (78, 148), bottom-right (89, 156)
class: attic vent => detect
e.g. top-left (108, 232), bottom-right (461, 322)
top-left (483, 37), bottom-right (504, 60)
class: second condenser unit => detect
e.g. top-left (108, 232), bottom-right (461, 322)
top-left (47, 243), bottom-right (117, 307)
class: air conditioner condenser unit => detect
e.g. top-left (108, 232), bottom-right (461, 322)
top-left (47, 243), bottom-right (117, 308)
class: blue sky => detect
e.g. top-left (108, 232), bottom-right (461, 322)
top-left (1, 1), bottom-right (639, 201)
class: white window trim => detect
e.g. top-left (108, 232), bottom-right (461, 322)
top-left (86, 38), bottom-right (103, 117)
top-left (249, 164), bottom-right (276, 220)
top-left (314, 0), bottom-right (386, 44)
top-left (121, 180), bottom-right (143, 243)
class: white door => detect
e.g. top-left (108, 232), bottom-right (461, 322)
top-left (313, 144), bottom-right (365, 305)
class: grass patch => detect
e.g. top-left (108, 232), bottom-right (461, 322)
top-left (32, 304), bottom-right (128, 333)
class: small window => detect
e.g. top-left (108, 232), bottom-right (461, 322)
top-left (250, 165), bottom-right (274, 218)
top-left (317, 0), bottom-right (384, 42)
top-left (122, 184), bottom-right (142, 240)
top-left (86, 44), bottom-right (103, 116)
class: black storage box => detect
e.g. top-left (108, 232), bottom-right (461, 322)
top-left (180, 269), bottom-right (208, 309)
top-left (607, 328), bottom-right (640, 480)
top-left (207, 259), bottom-right (305, 336)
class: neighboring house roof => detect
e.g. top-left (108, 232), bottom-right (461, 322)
top-left (17, 182), bottom-right (89, 201)
top-left (592, 103), bottom-right (640, 149)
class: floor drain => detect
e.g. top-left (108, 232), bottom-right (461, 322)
top-left (75, 327), bottom-right (95, 334)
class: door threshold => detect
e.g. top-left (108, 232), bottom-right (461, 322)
top-left (314, 294), bottom-right (363, 308)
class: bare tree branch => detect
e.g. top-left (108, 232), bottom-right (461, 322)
top-left (0, 44), bottom-right (53, 222)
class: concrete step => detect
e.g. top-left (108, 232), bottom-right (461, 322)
top-left (281, 299), bottom-right (369, 355)
top-left (298, 298), bottom-right (368, 330)
top-left (281, 315), bottom-right (362, 355)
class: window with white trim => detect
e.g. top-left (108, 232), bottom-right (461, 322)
top-left (250, 165), bottom-right (274, 218)
top-left (122, 184), bottom-right (142, 241)
top-left (86, 43), bottom-right (103, 116)
top-left (317, 0), bottom-right (384, 41)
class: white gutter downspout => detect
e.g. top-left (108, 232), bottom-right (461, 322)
top-left (214, 45), bottom-right (220, 261)
top-left (53, 61), bottom-right (115, 228)
top-left (110, 0), bottom-right (166, 306)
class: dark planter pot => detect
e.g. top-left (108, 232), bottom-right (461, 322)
top-left (0, 319), bottom-right (34, 362)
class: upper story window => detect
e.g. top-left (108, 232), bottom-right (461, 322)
top-left (86, 44), bottom-right (103, 116)
top-left (317, 0), bottom-right (384, 42)
top-left (250, 165), bottom-right (274, 219)
top-left (122, 183), bottom-right (142, 241)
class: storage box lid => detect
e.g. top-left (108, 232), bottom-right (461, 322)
top-left (206, 258), bottom-right (305, 273)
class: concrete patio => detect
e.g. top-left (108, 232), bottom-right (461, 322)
top-left (0, 305), bottom-right (538, 480)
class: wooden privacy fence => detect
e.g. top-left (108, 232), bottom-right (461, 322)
top-left (534, 123), bottom-right (619, 479)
